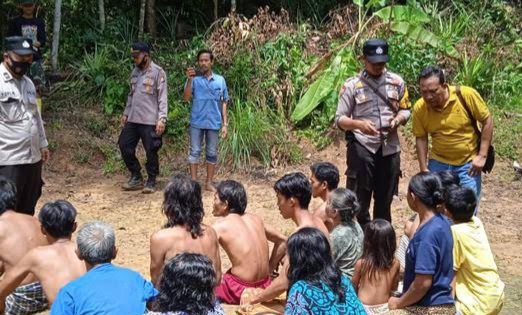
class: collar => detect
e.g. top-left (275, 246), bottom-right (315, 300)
top-left (361, 69), bottom-right (387, 83)
top-left (137, 61), bottom-right (154, 74)
top-left (203, 71), bottom-right (215, 81)
top-left (439, 85), bottom-right (457, 111)
top-left (0, 63), bottom-right (14, 82)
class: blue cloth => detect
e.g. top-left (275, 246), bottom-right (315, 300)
top-left (428, 159), bottom-right (481, 202)
top-left (188, 126), bottom-right (219, 164)
top-left (188, 73), bottom-right (229, 130)
top-left (50, 263), bottom-right (158, 315)
top-left (284, 275), bottom-right (366, 315)
top-left (403, 214), bottom-right (454, 307)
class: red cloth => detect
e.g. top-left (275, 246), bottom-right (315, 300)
top-left (215, 270), bottom-right (271, 305)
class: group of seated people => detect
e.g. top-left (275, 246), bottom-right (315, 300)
top-left (0, 161), bottom-right (505, 315)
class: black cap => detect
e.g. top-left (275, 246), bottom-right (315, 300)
top-left (4, 36), bottom-right (34, 56)
top-left (363, 39), bottom-right (389, 64)
top-left (130, 42), bottom-right (150, 54)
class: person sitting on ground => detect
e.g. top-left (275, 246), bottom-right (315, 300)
top-left (310, 162), bottom-right (340, 231)
top-left (212, 180), bottom-right (286, 305)
top-left (51, 221), bottom-right (158, 315)
top-left (146, 253), bottom-right (225, 315)
top-left (351, 219), bottom-right (400, 315)
top-left (244, 172), bottom-right (329, 306)
top-left (0, 200), bottom-right (86, 311)
top-left (0, 176), bottom-right (49, 315)
top-left (284, 227), bottom-right (366, 314)
top-left (325, 188), bottom-right (363, 279)
top-left (388, 172), bottom-right (455, 313)
top-left (150, 174), bottom-right (221, 286)
top-left (445, 186), bottom-right (504, 315)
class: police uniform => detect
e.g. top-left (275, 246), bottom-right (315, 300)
top-left (118, 42), bottom-right (168, 190)
top-left (0, 37), bottom-right (48, 215)
top-left (335, 39), bottom-right (411, 228)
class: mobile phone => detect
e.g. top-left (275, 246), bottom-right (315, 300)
top-left (194, 67), bottom-right (203, 76)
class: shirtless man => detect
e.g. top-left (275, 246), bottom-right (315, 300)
top-left (150, 174), bottom-right (221, 286)
top-left (310, 162), bottom-right (340, 231)
top-left (0, 200), bottom-right (86, 312)
top-left (212, 180), bottom-right (286, 305)
top-left (245, 172), bottom-right (329, 305)
top-left (0, 176), bottom-right (48, 315)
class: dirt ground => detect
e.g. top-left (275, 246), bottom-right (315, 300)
top-left (33, 138), bottom-right (522, 314)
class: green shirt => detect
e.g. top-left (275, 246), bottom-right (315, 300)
top-left (331, 221), bottom-right (364, 279)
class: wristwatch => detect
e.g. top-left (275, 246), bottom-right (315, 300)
top-left (159, 117), bottom-right (167, 124)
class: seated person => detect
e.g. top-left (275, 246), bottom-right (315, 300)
top-left (0, 176), bottom-right (49, 315)
top-left (51, 221), bottom-right (158, 315)
top-left (445, 187), bottom-right (504, 315)
top-left (325, 188), bottom-right (363, 279)
top-left (146, 253), bottom-right (225, 315)
top-left (310, 162), bottom-right (340, 231)
top-left (0, 200), bottom-right (86, 311)
top-left (212, 180), bottom-right (284, 305)
top-left (150, 174), bottom-right (221, 286)
top-left (285, 227), bottom-right (366, 314)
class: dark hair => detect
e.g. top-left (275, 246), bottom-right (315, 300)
top-left (154, 253), bottom-right (217, 315)
top-left (329, 188), bottom-right (359, 224)
top-left (163, 175), bottom-right (204, 238)
top-left (38, 200), bottom-right (77, 238)
top-left (287, 227), bottom-right (345, 302)
top-left (419, 65), bottom-right (446, 84)
top-left (436, 170), bottom-right (460, 200)
top-left (197, 49), bottom-right (214, 61)
top-left (360, 219), bottom-right (396, 281)
top-left (445, 186), bottom-right (476, 223)
top-left (408, 172), bottom-right (445, 211)
top-left (0, 176), bottom-right (16, 215)
top-left (310, 162), bottom-right (340, 191)
top-left (216, 180), bottom-right (247, 215)
top-left (274, 172), bottom-right (312, 209)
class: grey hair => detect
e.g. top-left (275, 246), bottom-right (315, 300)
top-left (329, 188), bottom-right (360, 224)
top-left (77, 221), bottom-right (116, 265)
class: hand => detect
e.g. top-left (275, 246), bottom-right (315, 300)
top-left (389, 116), bottom-right (401, 129)
top-left (221, 125), bottom-right (228, 138)
top-left (240, 288), bottom-right (263, 312)
top-left (186, 67), bottom-right (196, 79)
top-left (388, 296), bottom-right (401, 310)
top-left (156, 120), bottom-right (166, 135)
top-left (469, 155), bottom-right (486, 176)
top-left (357, 120), bottom-right (378, 136)
top-left (120, 115), bottom-right (128, 127)
top-left (33, 41), bottom-right (41, 48)
top-left (41, 148), bottom-right (50, 163)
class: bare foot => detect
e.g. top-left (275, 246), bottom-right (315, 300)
top-left (205, 182), bottom-right (216, 192)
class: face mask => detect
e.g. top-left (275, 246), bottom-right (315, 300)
top-left (7, 56), bottom-right (31, 76)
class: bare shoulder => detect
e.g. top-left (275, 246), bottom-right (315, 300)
top-left (202, 224), bottom-right (218, 239)
top-left (150, 227), bottom-right (180, 243)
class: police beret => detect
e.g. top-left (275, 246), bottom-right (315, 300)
top-left (131, 42), bottom-right (150, 54)
top-left (4, 36), bottom-right (34, 56)
top-left (363, 39), bottom-right (389, 64)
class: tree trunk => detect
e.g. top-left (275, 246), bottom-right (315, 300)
top-left (98, 0), bottom-right (105, 32)
top-left (138, 0), bottom-right (146, 39)
top-left (213, 0), bottom-right (218, 20)
top-left (231, 0), bottom-right (237, 12)
top-left (51, 0), bottom-right (62, 70)
top-left (146, 0), bottom-right (157, 37)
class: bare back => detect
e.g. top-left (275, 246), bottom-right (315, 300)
top-left (312, 202), bottom-right (335, 232)
top-left (213, 213), bottom-right (270, 283)
top-left (353, 259), bottom-right (400, 305)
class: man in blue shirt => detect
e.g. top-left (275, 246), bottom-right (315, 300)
top-left (183, 50), bottom-right (229, 191)
top-left (51, 221), bottom-right (158, 315)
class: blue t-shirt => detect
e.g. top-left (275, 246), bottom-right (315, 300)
top-left (51, 263), bottom-right (158, 315)
top-left (403, 213), bottom-right (454, 306)
top-left (189, 73), bottom-right (229, 130)
top-left (284, 275), bottom-right (366, 315)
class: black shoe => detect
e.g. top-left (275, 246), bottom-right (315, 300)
top-left (142, 178), bottom-right (156, 194)
top-left (122, 173), bottom-right (143, 191)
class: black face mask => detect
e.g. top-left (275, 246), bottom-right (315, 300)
top-left (7, 56), bottom-right (31, 76)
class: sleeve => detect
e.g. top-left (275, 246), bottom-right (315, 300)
top-left (414, 237), bottom-right (440, 275)
top-left (36, 105), bottom-right (48, 148)
top-left (284, 283), bottom-right (311, 315)
top-left (123, 72), bottom-right (134, 116)
top-left (222, 79), bottom-right (230, 102)
top-left (37, 18), bottom-right (46, 48)
top-left (411, 101), bottom-right (427, 138)
top-left (50, 289), bottom-right (75, 315)
top-left (335, 80), bottom-right (355, 129)
top-left (398, 82), bottom-right (412, 120)
top-left (452, 229), bottom-right (463, 271)
top-left (142, 278), bottom-right (159, 302)
top-left (156, 69), bottom-right (168, 120)
top-left (463, 86), bottom-right (490, 122)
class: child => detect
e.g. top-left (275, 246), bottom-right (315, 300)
top-left (325, 188), bottom-right (363, 279)
top-left (351, 219), bottom-right (400, 315)
top-left (310, 162), bottom-right (340, 231)
top-left (445, 186), bottom-right (504, 315)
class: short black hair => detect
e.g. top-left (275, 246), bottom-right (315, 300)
top-left (419, 65), bottom-right (446, 84)
top-left (216, 180), bottom-right (247, 215)
top-left (445, 186), bottom-right (476, 222)
top-left (310, 162), bottom-right (339, 191)
top-left (0, 176), bottom-right (17, 215)
top-left (437, 170), bottom-right (460, 200)
top-left (38, 200), bottom-right (77, 238)
top-left (274, 172), bottom-right (312, 209)
top-left (197, 49), bottom-right (214, 61)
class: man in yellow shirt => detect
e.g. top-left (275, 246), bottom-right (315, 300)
top-left (412, 65), bottom-right (493, 204)
top-left (445, 186), bottom-right (504, 315)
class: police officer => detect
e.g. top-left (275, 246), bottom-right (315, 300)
top-left (119, 42), bottom-right (168, 193)
top-left (335, 39), bottom-right (411, 229)
top-left (0, 36), bottom-right (49, 215)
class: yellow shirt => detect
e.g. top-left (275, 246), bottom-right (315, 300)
top-left (412, 86), bottom-right (490, 165)
top-left (452, 217), bottom-right (505, 315)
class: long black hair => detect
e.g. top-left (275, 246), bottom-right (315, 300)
top-left (408, 172), bottom-right (445, 212)
top-left (154, 253), bottom-right (217, 315)
top-left (360, 219), bottom-right (396, 282)
top-left (162, 174), bottom-right (204, 238)
top-left (287, 227), bottom-right (345, 302)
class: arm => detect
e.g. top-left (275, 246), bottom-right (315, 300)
top-left (389, 274), bottom-right (433, 309)
top-left (157, 70), bottom-right (168, 121)
top-left (183, 67), bottom-right (195, 102)
top-left (149, 233), bottom-right (166, 287)
top-left (0, 253), bottom-right (35, 312)
top-left (469, 115), bottom-right (493, 176)
top-left (265, 225), bottom-right (287, 273)
top-left (451, 275), bottom-right (456, 298)
top-left (249, 268), bottom-right (289, 304)
top-left (35, 102), bottom-right (49, 162)
top-left (415, 136), bottom-right (429, 172)
top-left (122, 72), bottom-right (135, 124)
top-left (351, 259), bottom-right (362, 293)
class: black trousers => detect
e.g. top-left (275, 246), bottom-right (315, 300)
top-left (118, 122), bottom-right (163, 178)
top-left (346, 140), bottom-right (400, 229)
top-left (0, 161), bottom-right (43, 215)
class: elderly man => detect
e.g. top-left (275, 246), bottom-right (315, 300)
top-left (0, 36), bottom-right (49, 215)
top-left (51, 221), bottom-right (158, 315)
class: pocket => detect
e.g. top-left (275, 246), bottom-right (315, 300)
top-left (0, 97), bottom-right (25, 122)
top-left (150, 131), bottom-right (163, 150)
top-left (141, 78), bottom-right (155, 95)
top-left (354, 88), bottom-right (374, 117)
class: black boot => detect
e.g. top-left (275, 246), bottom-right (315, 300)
top-left (142, 177), bottom-right (156, 194)
top-left (122, 173), bottom-right (143, 191)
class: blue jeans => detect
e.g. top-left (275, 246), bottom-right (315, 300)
top-left (188, 127), bottom-right (219, 164)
